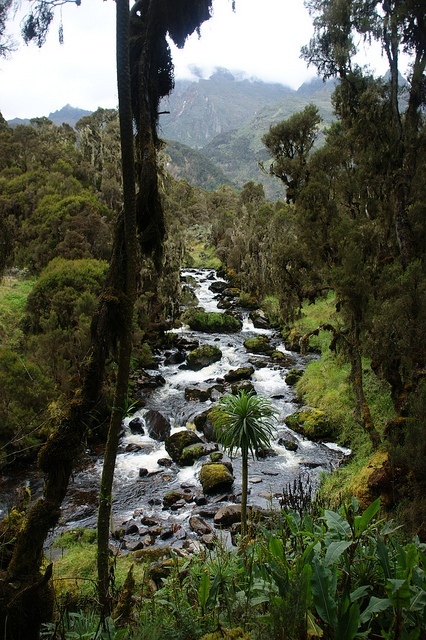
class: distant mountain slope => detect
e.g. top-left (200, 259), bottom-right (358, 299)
top-left (159, 68), bottom-right (296, 149)
top-left (160, 72), bottom-right (335, 198)
top-left (7, 104), bottom-right (91, 128)
top-left (164, 140), bottom-right (235, 191)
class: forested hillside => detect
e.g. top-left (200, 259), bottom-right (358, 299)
top-left (0, 0), bottom-right (425, 638)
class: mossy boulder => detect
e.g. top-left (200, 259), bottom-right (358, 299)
top-left (199, 462), bottom-right (234, 494)
top-left (348, 451), bottom-right (393, 509)
top-left (224, 366), bottom-right (254, 382)
top-left (285, 367), bottom-right (304, 386)
top-left (243, 335), bottom-right (274, 355)
top-left (179, 442), bottom-right (219, 466)
top-left (186, 344), bottom-right (222, 370)
top-left (165, 430), bottom-right (203, 464)
top-left (187, 311), bottom-right (242, 333)
top-left (285, 406), bottom-right (334, 440)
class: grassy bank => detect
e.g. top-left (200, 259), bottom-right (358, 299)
top-left (286, 292), bottom-right (396, 508)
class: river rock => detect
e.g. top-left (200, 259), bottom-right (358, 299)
top-left (144, 409), bottom-right (171, 441)
top-left (243, 335), bottom-right (274, 355)
top-left (135, 372), bottom-right (166, 390)
top-left (187, 310), bottom-right (242, 333)
top-left (186, 344), bottom-right (222, 370)
top-left (224, 366), bottom-right (254, 382)
top-left (230, 381), bottom-right (256, 395)
top-left (213, 504), bottom-right (242, 527)
top-left (179, 442), bottom-right (219, 466)
top-left (209, 281), bottom-right (227, 293)
top-left (199, 462), bottom-right (234, 494)
top-left (184, 386), bottom-right (212, 402)
top-left (249, 309), bottom-right (270, 329)
top-left (285, 367), bottom-right (304, 386)
top-left (189, 515), bottom-right (213, 536)
top-left (128, 417), bottom-right (144, 434)
top-left (194, 409), bottom-right (215, 441)
top-left (165, 429), bottom-right (203, 464)
top-left (163, 491), bottom-right (193, 508)
top-left (164, 350), bottom-right (186, 365)
top-left (285, 406), bottom-right (334, 440)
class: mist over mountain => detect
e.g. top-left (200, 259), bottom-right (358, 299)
top-left (160, 70), bottom-right (335, 198)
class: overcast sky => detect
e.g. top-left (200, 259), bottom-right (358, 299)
top-left (1, 0), bottom-right (391, 121)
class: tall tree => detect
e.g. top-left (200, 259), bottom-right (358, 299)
top-left (302, 0), bottom-right (426, 266)
top-left (1, 0), bottom-right (214, 635)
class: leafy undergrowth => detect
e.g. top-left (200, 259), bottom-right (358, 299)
top-left (41, 497), bottom-right (426, 640)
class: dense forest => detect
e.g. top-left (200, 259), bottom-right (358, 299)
top-left (0, 0), bottom-right (425, 639)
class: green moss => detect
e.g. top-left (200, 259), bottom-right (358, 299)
top-left (199, 462), bottom-right (234, 494)
top-left (186, 344), bottom-right (223, 370)
top-left (285, 406), bottom-right (334, 440)
top-left (243, 336), bottom-right (273, 355)
top-left (186, 311), bottom-right (242, 333)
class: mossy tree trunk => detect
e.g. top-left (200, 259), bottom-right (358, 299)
top-left (97, 0), bottom-right (138, 618)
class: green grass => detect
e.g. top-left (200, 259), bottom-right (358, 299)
top-left (0, 277), bottom-right (35, 349)
top-left (51, 529), bottom-right (150, 605)
top-left (290, 292), bottom-right (396, 505)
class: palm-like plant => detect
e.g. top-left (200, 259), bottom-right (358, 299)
top-left (211, 390), bottom-right (277, 537)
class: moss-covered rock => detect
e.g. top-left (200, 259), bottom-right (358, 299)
top-left (165, 430), bottom-right (203, 463)
top-left (285, 406), bottom-right (334, 440)
top-left (224, 366), bottom-right (254, 382)
top-left (285, 367), bottom-right (304, 386)
top-left (187, 311), bottom-right (242, 333)
top-left (199, 462), bottom-right (234, 494)
top-left (348, 450), bottom-right (392, 509)
top-left (179, 442), bottom-right (218, 466)
top-left (186, 344), bottom-right (222, 370)
top-left (243, 335), bottom-right (274, 355)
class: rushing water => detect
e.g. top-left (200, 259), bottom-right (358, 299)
top-left (1, 268), bottom-right (349, 551)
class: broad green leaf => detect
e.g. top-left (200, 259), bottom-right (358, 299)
top-left (335, 602), bottom-right (360, 640)
top-left (268, 536), bottom-right (285, 561)
top-left (386, 578), bottom-right (411, 608)
top-left (323, 510), bottom-right (351, 539)
top-left (324, 540), bottom-right (352, 566)
top-left (198, 570), bottom-right (210, 608)
top-left (350, 585), bottom-right (371, 602)
top-left (354, 497), bottom-right (381, 537)
top-left (407, 587), bottom-right (426, 613)
top-left (311, 556), bottom-right (338, 627)
top-left (376, 536), bottom-right (391, 579)
top-left (359, 596), bottom-right (391, 624)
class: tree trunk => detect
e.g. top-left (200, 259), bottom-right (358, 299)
top-left (97, 0), bottom-right (138, 617)
top-left (241, 447), bottom-right (248, 538)
top-left (350, 331), bottom-right (381, 450)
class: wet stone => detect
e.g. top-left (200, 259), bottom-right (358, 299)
top-left (128, 417), bottom-right (144, 435)
top-left (139, 468), bottom-right (148, 477)
top-left (158, 458), bottom-right (173, 468)
top-left (125, 523), bottom-right (139, 535)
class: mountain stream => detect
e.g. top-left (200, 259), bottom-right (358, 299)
top-left (1, 268), bottom-right (349, 553)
